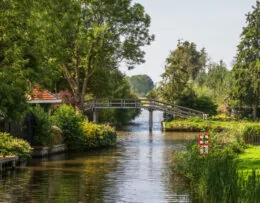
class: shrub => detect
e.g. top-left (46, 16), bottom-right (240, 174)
top-left (0, 132), bottom-right (33, 161)
top-left (51, 104), bottom-right (84, 150)
top-left (31, 105), bottom-right (52, 146)
top-left (81, 122), bottom-right (117, 149)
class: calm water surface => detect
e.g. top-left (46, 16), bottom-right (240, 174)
top-left (0, 111), bottom-right (196, 203)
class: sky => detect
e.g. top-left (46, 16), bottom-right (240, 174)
top-left (120, 0), bottom-right (257, 84)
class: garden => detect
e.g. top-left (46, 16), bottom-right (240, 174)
top-left (0, 104), bottom-right (117, 164)
top-left (32, 104), bottom-right (117, 151)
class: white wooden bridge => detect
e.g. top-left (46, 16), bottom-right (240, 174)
top-left (84, 99), bottom-right (207, 131)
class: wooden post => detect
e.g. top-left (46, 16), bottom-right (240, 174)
top-left (93, 109), bottom-right (98, 123)
top-left (12, 160), bottom-right (16, 168)
top-left (149, 109), bottom-right (153, 132)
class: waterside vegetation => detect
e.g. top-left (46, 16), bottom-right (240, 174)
top-left (0, 132), bottom-right (33, 161)
top-left (173, 131), bottom-right (260, 202)
top-left (34, 104), bottom-right (117, 151)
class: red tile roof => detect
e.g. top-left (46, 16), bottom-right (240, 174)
top-left (26, 88), bottom-right (62, 104)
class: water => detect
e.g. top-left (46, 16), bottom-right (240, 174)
top-left (0, 111), bottom-right (196, 203)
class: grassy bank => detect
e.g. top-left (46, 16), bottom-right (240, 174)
top-left (164, 117), bottom-right (259, 133)
top-left (238, 146), bottom-right (260, 171)
top-left (174, 139), bottom-right (260, 202)
top-left (171, 118), bottom-right (260, 202)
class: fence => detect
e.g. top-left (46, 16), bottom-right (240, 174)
top-left (244, 134), bottom-right (260, 146)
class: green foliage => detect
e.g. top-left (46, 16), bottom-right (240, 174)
top-left (51, 104), bottom-right (117, 150)
top-left (128, 75), bottom-right (154, 96)
top-left (51, 104), bottom-right (84, 150)
top-left (0, 0), bottom-right (38, 121)
top-left (174, 136), bottom-right (259, 202)
top-left (177, 88), bottom-right (217, 115)
top-left (158, 40), bottom-right (207, 103)
top-left (30, 0), bottom-right (154, 108)
top-left (164, 119), bottom-right (259, 137)
top-left (0, 132), bottom-right (33, 161)
top-left (206, 61), bottom-right (231, 97)
top-left (81, 122), bottom-right (117, 149)
top-left (88, 70), bottom-right (141, 125)
top-left (31, 105), bottom-right (52, 146)
top-left (194, 61), bottom-right (232, 106)
top-left (231, 1), bottom-right (260, 119)
top-left (238, 146), bottom-right (260, 170)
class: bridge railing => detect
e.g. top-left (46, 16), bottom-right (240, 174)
top-left (84, 99), bottom-right (205, 118)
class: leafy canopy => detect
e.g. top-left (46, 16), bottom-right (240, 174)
top-left (231, 1), bottom-right (260, 118)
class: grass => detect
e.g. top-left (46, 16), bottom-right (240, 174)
top-left (164, 118), bottom-right (260, 133)
top-left (238, 146), bottom-right (260, 171)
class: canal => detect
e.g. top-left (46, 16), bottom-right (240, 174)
top-left (0, 111), bottom-right (196, 203)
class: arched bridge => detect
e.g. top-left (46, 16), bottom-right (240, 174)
top-left (84, 99), bottom-right (207, 131)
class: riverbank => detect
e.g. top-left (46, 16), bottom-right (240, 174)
top-left (163, 118), bottom-right (260, 133)
top-left (0, 115), bottom-right (192, 202)
top-left (238, 146), bottom-right (260, 172)
top-left (171, 118), bottom-right (260, 202)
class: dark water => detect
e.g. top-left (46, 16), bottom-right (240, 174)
top-left (0, 111), bottom-right (196, 203)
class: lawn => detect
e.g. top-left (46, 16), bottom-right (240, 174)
top-left (238, 146), bottom-right (260, 170)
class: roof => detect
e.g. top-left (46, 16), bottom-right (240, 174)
top-left (26, 88), bottom-right (62, 104)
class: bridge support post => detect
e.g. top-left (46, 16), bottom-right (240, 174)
top-left (93, 109), bottom-right (98, 123)
top-left (148, 109), bottom-right (153, 132)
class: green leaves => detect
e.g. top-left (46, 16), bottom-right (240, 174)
top-left (128, 74), bottom-right (154, 96)
top-left (231, 1), bottom-right (260, 119)
top-left (158, 40), bottom-right (207, 104)
top-left (0, 132), bottom-right (33, 161)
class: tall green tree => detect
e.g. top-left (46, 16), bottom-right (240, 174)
top-left (128, 74), bottom-right (154, 96)
top-left (31, 0), bottom-right (154, 110)
top-left (0, 0), bottom-right (38, 120)
top-left (206, 60), bottom-right (231, 97)
top-left (158, 40), bottom-right (207, 103)
top-left (231, 1), bottom-right (260, 119)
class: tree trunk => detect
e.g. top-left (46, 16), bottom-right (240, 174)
top-left (252, 105), bottom-right (257, 120)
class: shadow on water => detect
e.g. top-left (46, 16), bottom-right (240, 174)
top-left (0, 110), bottom-right (195, 203)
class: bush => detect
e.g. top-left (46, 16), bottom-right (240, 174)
top-left (81, 122), bottom-right (117, 149)
top-left (51, 104), bottom-right (84, 150)
top-left (31, 105), bottom-right (52, 146)
top-left (51, 104), bottom-right (117, 151)
top-left (0, 132), bottom-right (33, 161)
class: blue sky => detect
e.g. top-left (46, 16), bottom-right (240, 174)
top-left (120, 0), bottom-right (257, 83)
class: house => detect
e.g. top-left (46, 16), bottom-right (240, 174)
top-left (0, 87), bottom-right (62, 144)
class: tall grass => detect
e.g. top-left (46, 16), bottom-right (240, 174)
top-left (174, 135), bottom-right (260, 202)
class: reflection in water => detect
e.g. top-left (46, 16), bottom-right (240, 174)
top-left (0, 111), bottom-right (196, 202)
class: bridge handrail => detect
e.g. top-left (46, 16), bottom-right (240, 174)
top-left (84, 98), bottom-right (206, 118)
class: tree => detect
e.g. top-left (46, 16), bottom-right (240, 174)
top-left (177, 89), bottom-right (217, 115)
top-left (206, 60), bottom-right (231, 97)
top-left (0, 0), bottom-right (39, 120)
top-left (231, 1), bottom-right (260, 119)
top-left (128, 74), bottom-right (154, 96)
top-left (158, 40), bottom-right (207, 103)
top-left (31, 0), bottom-right (154, 110)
